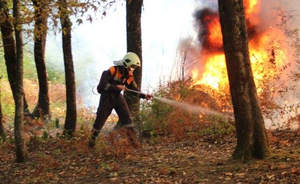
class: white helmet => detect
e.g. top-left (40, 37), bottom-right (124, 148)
top-left (121, 52), bottom-right (141, 68)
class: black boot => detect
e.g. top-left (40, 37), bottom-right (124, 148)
top-left (88, 129), bottom-right (100, 148)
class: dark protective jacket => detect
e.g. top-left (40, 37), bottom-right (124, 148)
top-left (97, 65), bottom-right (146, 98)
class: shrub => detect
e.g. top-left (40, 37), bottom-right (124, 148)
top-left (137, 79), bottom-right (232, 142)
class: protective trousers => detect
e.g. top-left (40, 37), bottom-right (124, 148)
top-left (93, 92), bottom-right (132, 133)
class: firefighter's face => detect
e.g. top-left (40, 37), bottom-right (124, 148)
top-left (128, 65), bottom-right (137, 72)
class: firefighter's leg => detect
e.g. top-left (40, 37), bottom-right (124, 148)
top-left (125, 125), bottom-right (141, 148)
top-left (113, 120), bottom-right (123, 130)
top-left (89, 96), bottom-right (113, 148)
top-left (114, 95), bottom-right (132, 126)
top-left (89, 128), bottom-right (100, 148)
top-left (114, 95), bottom-right (140, 148)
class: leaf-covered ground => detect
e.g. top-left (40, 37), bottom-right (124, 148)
top-left (1, 128), bottom-right (300, 183)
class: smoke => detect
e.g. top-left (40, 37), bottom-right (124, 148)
top-left (260, 0), bottom-right (300, 27)
top-left (174, 0), bottom-right (300, 128)
top-left (185, 0), bottom-right (300, 57)
top-left (193, 8), bottom-right (223, 53)
top-left (67, 0), bottom-right (200, 109)
top-left (258, 0), bottom-right (300, 129)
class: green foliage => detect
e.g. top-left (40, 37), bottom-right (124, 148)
top-left (137, 86), bottom-right (174, 138)
top-left (0, 132), bottom-right (7, 144)
top-left (100, 162), bottom-right (111, 171)
top-left (197, 116), bottom-right (235, 142)
top-left (23, 54), bottom-right (38, 80)
top-left (0, 59), bottom-right (7, 79)
top-left (53, 148), bottom-right (61, 156)
top-left (55, 118), bottom-right (60, 128)
top-left (0, 94), bottom-right (14, 122)
top-left (1, 47), bottom-right (65, 84)
top-left (47, 68), bottom-right (65, 84)
top-left (0, 47), bottom-right (37, 81)
top-left (28, 135), bottom-right (44, 146)
top-left (42, 130), bottom-right (49, 141)
top-left (137, 79), bottom-right (236, 143)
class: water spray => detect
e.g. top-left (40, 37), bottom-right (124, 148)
top-left (126, 88), bottom-right (232, 119)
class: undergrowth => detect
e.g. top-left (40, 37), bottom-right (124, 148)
top-left (137, 79), bottom-right (235, 143)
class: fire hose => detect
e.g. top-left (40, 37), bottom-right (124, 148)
top-left (125, 88), bottom-right (153, 99)
top-left (125, 88), bottom-right (143, 94)
top-left (93, 86), bottom-right (231, 119)
top-left (92, 86), bottom-right (153, 99)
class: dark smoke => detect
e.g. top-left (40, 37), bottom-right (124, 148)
top-left (194, 8), bottom-right (223, 53)
top-left (193, 7), bottom-right (259, 53)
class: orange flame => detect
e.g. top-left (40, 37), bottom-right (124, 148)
top-left (206, 16), bottom-right (223, 49)
top-left (192, 0), bottom-right (288, 92)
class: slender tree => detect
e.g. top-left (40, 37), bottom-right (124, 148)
top-left (124, 0), bottom-right (143, 116)
top-left (0, 0), bottom-right (30, 116)
top-left (218, 0), bottom-right (270, 159)
top-left (0, 77), bottom-right (4, 137)
top-left (0, 100), bottom-right (3, 137)
top-left (59, 0), bottom-right (77, 136)
top-left (31, 0), bottom-right (51, 120)
top-left (13, 0), bottom-right (28, 162)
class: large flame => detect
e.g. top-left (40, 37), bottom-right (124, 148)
top-left (192, 0), bottom-right (288, 92)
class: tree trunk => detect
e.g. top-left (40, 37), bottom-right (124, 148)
top-left (31, 0), bottom-right (50, 120)
top-left (0, 0), bottom-right (30, 116)
top-left (59, 0), bottom-right (77, 136)
top-left (125, 0), bottom-right (143, 118)
top-left (13, 0), bottom-right (28, 163)
top-left (218, 0), bottom-right (270, 159)
top-left (0, 85), bottom-right (4, 137)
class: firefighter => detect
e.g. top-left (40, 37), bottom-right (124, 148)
top-left (89, 52), bottom-right (152, 148)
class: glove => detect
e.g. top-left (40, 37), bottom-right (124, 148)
top-left (137, 93), bottom-right (152, 100)
top-left (145, 94), bottom-right (153, 100)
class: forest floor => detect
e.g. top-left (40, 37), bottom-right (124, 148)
top-left (0, 125), bottom-right (300, 184)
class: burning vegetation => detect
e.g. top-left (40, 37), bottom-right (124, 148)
top-left (191, 0), bottom-right (289, 90)
top-left (173, 0), bottom-right (300, 130)
top-left (136, 0), bottom-right (300, 144)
